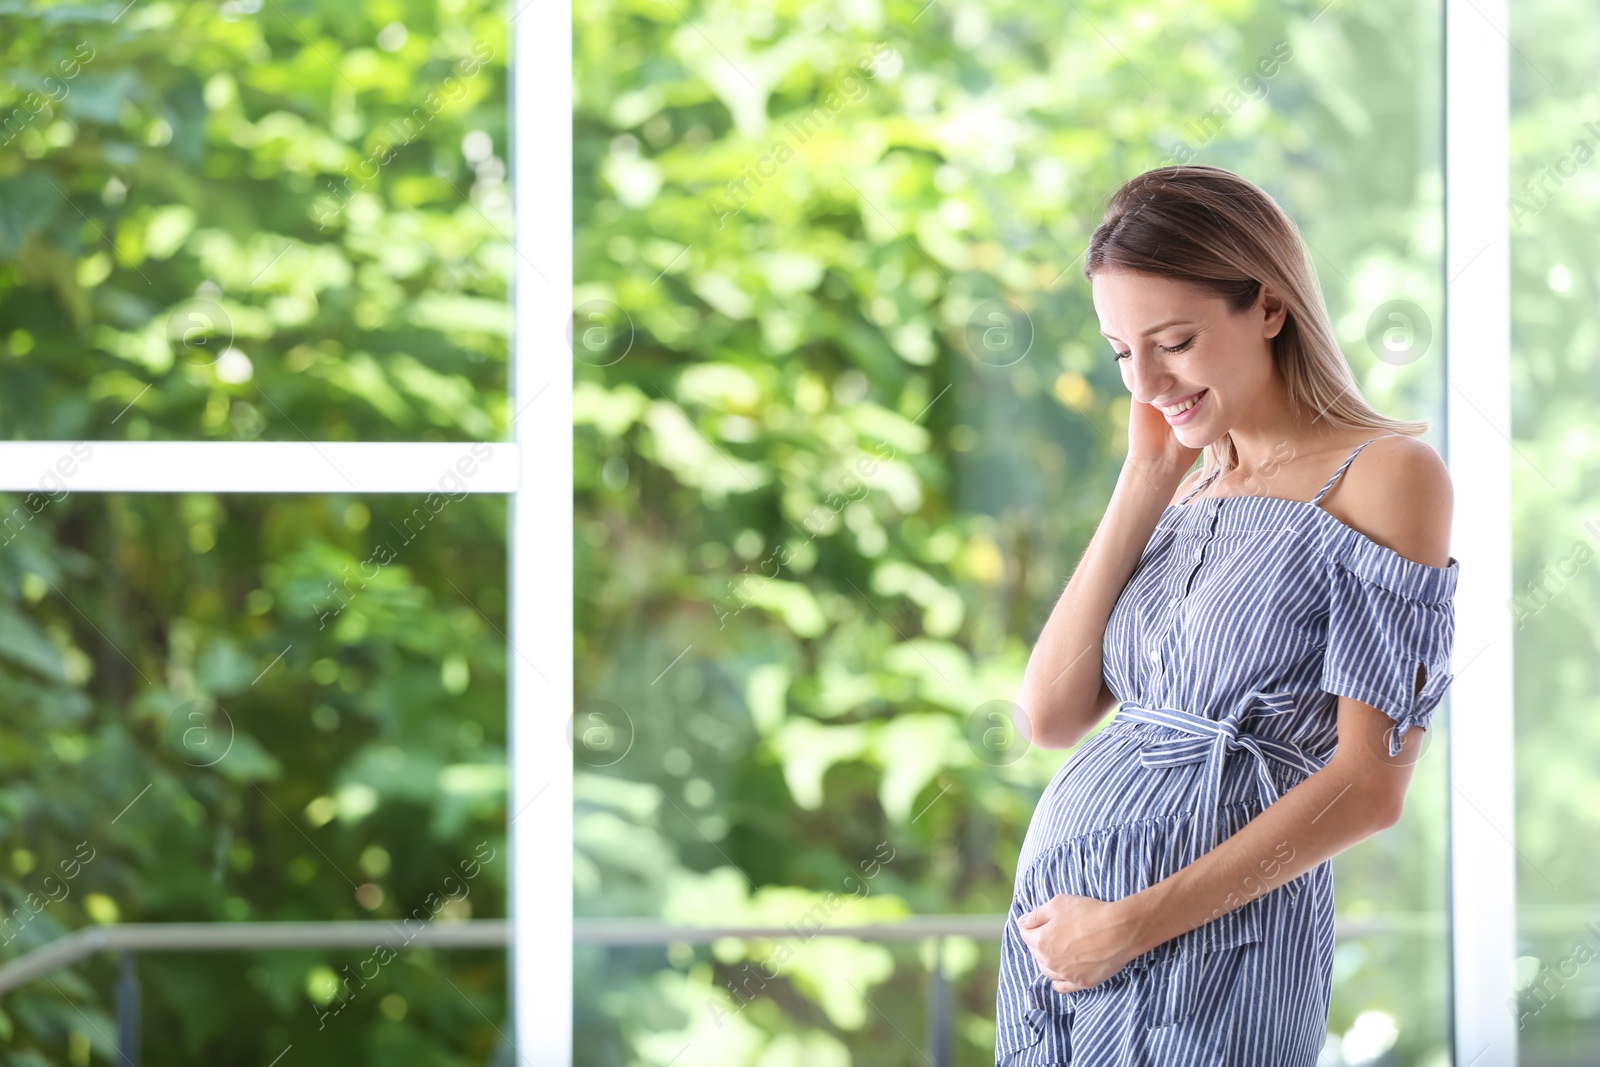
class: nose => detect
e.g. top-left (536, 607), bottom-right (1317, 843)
top-left (1124, 347), bottom-right (1170, 405)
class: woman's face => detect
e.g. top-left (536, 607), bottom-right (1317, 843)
top-left (1091, 268), bottom-right (1287, 446)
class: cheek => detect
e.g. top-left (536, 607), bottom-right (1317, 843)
top-left (1205, 332), bottom-right (1262, 377)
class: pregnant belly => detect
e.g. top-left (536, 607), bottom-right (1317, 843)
top-left (1008, 717), bottom-right (1328, 988)
top-left (1014, 721), bottom-right (1270, 905)
top-left (1009, 722), bottom-right (1278, 974)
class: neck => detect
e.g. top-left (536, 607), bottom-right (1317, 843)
top-left (1214, 373), bottom-right (1343, 478)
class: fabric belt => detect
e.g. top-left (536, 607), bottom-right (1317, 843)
top-left (1104, 691), bottom-right (1326, 1029)
top-left (1112, 691), bottom-right (1324, 906)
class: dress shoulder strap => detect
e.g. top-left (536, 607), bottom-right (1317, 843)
top-left (1175, 464), bottom-right (1224, 506)
top-left (1310, 433), bottom-right (1402, 507)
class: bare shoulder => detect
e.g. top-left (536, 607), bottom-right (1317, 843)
top-left (1333, 433), bottom-right (1454, 568)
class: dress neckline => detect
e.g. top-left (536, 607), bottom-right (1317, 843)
top-left (1161, 492), bottom-right (1460, 578)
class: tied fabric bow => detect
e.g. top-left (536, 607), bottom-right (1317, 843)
top-left (1113, 690), bottom-right (1324, 912)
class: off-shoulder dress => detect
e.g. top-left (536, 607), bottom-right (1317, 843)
top-left (994, 433), bottom-right (1460, 1066)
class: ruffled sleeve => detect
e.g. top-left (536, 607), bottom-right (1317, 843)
top-left (1320, 537), bottom-right (1460, 758)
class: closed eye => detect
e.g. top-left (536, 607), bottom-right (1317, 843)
top-left (1113, 336), bottom-right (1196, 361)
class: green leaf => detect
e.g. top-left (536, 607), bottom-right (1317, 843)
top-left (0, 607), bottom-right (66, 682)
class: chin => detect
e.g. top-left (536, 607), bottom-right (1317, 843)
top-left (1170, 397), bottom-right (1223, 446)
top-left (1171, 420), bottom-right (1215, 447)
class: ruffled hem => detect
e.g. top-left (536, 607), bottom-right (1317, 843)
top-left (1326, 530), bottom-right (1458, 604)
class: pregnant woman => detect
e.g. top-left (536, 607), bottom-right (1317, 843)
top-left (993, 166), bottom-right (1459, 1065)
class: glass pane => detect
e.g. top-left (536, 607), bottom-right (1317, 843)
top-left (575, 1), bottom-right (1446, 1064)
top-left (1508, 2), bottom-right (1600, 1061)
top-left (0, 3), bottom-right (509, 443)
top-left (0, 486), bottom-right (507, 1063)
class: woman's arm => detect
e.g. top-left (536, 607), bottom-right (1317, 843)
top-left (1121, 697), bottom-right (1416, 955)
top-left (1016, 458), bottom-right (1195, 750)
top-left (1019, 697), bottom-right (1417, 992)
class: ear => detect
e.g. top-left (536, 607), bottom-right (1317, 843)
top-left (1258, 280), bottom-right (1289, 340)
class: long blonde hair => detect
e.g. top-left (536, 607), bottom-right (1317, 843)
top-left (1083, 165), bottom-right (1427, 475)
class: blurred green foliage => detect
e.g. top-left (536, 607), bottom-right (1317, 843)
top-left (573, 1), bottom-right (1467, 1065)
top-left (0, 0), bottom-right (509, 442)
top-left (0, 0), bottom-right (511, 1064)
top-left (1506, 0), bottom-right (1600, 1061)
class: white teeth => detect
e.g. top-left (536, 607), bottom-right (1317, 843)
top-left (1161, 391), bottom-right (1205, 416)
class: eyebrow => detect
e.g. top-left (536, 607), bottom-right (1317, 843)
top-left (1099, 318), bottom-right (1195, 340)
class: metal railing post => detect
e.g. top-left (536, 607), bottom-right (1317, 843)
top-left (116, 950), bottom-right (140, 1066)
top-left (926, 935), bottom-right (951, 1067)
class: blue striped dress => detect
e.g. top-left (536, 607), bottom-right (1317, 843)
top-left (995, 434), bottom-right (1460, 1066)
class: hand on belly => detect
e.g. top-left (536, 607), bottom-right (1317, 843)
top-left (1017, 893), bottom-right (1145, 994)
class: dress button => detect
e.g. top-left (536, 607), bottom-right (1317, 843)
top-left (1149, 646), bottom-right (1161, 663)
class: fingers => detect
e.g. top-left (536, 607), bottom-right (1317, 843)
top-left (1030, 954), bottom-right (1067, 983)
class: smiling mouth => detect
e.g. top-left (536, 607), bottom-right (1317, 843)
top-left (1157, 389), bottom-right (1207, 417)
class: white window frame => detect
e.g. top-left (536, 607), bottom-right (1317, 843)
top-left (1446, 0), bottom-right (1516, 1063)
